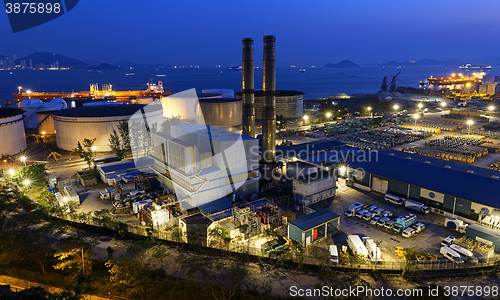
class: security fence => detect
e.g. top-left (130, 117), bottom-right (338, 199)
top-left (53, 211), bottom-right (499, 274)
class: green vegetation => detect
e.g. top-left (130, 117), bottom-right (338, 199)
top-left (108, 128), bottom-right (126, 160)
top-left (72, 138), bottom-right (96, 169)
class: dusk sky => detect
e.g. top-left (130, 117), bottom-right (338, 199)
top-left (1, 0), bottom-right (500, 66)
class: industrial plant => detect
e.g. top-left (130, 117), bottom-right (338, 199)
top-left (2, 34), bottom-right (500, 298)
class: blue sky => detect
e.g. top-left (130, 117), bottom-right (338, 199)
top-left (1, 0), bottom-right (500, 66)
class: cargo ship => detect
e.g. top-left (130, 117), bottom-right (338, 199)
top-left (13, 80), bottom-right (171, 101)
top-left (459, 64), bottom-right (491, 71)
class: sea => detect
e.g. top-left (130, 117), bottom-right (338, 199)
top-left (0, 64), bottom-right (498, 107)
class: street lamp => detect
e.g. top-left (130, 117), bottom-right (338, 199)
top-left (488, 105), bottom-right (495, 112)
top-left (326, 112), bottom-right (332, 121)
top-left (18, 86), bottom-right (22, 94)
top-left (441, 102), bottom-right (446, 108)
top-left (23, 179), bottom-right (30, 196)
top-left (20, 156), bottom-right (26, 167)
top-left (393, 105), bottom-right (399, 111)
top-left (303, 115), bottom-right (309, 126)
top-left (367, 106), bottom-right (372, 121)
top-left (466, 120), bottom-right (474, 137)
top-left (417, 103), bottom-right (423, 113)
top-left (413, 114), bottom-right (419, 128)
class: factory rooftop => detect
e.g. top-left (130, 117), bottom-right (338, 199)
top-left (52, 104), bottom-right (161, 117)
top-left (198, 98), bottom-right (240, 103)
top-left (289, 209), bottom-right (340, 231)
top-left (172, 125), bottom-right (256, 141)
top-left (299, 145), bottom-right (500, 207)
top-left (276, 140), bottom-right (345, 158)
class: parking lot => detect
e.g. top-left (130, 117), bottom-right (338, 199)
top-left (310, 181), bottom-right (492, 264)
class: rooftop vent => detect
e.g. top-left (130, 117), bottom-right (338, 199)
top-left (388, 153), bottom-right (394, 157)
top-left (424, 161), bottom-right (430, 165)
top-left (466, 170), bottom-right (474, 174)
top-left (444, 165), bottom-right (451, 169)
top-left (492, 175), bottom-right (499, 180)
top-left (405, 157), bottom-right (412, 160)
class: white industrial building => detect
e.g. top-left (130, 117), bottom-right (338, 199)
top-left (293, 169), bottom-right (337, 207)
top-left (0, 108), bottom-right (27, 156)
top-left (52, 104), bottom-right (163, 151)
top-left (149, 124), bottom-right (259, 210)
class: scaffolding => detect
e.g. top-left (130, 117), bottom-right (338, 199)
top-left (232, 199), bottom-right (282, 233)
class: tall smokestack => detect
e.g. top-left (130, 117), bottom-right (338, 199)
top-left (242, 38), bottom-right (255, 138)
top-left (262, 35), bottom-right (276, 164)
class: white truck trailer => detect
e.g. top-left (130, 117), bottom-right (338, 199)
top-left (362, 236), bottom-right (382, 261)
top-left (405, 199), bottom-right (430, 214)
top-left (347, 235), bottom-right (369, 258)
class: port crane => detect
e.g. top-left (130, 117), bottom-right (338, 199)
top-left (380, 72), bottom-right (400, 92)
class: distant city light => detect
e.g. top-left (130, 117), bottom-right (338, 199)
top-left (488, 106), bottom-right (495, 111)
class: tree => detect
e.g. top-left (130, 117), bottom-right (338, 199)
top-left (72, 138), bottom-right (96, 169)
top-left (209, 225), bottom-right (231, 249)
top-left (54, 245), bottom-right (93, 275)
top-left (117, 121), bottom-right (130, 151)
top-left (276, 115), bottom-right (288, 140)
top-left (108, 128), bottom-right (125, 160)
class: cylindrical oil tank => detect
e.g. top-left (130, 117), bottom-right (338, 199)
top-left (236, 90), bottom-right (304, 120)
top-left (0, 108), bottom-right (27, 155)
top-left (53, 104), bottom-right (163, 151)
top-left (196, 98), bottom-right (242, 129)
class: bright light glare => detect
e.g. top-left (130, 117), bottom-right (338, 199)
top-left (23, 179), bottom-right (30, 186)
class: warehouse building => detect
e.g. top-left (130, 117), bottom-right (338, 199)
top-left (287, 209), bottom-right (340, 247)
top-left (286, 144), bottom-right (500, 222)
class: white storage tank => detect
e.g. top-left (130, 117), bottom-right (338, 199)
top-left (53, 104), bottom-right (163, 151)
top-left (0, 108), bottom-right (27, 156)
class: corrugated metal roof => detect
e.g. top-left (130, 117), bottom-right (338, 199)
top-left (289, 209), bottom-right (340, 231)
top-left (98, 158), bottom-right (153, 174)
top-left (324, 148), bottom-right (500, 207)
top-left (276, 140), bottom-right (345, 158)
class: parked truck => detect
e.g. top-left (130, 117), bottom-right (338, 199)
top-left (346, 235), bottom-right (369, 258)
top-left (63, 186), bottom-right (80, 205)
top-left (362, 237), bottom-right (382, 261)
top-left (392, 213), bottom-right (417, 233)
top-left (345, 202), bottom-right (364, 217)
top-left (100, 188), bottom-right (120, 201)
top-left (405, 199), bottom-right (430, 214)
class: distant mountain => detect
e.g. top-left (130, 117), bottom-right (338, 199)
top-left (85, 60), bottom-right (102, 66)
top-left (324, 60), bottom-right (360, 68)
top-left (93, 63), bottom-right (120, 70)
top-left (15, 52), bottom-right (90, 69)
